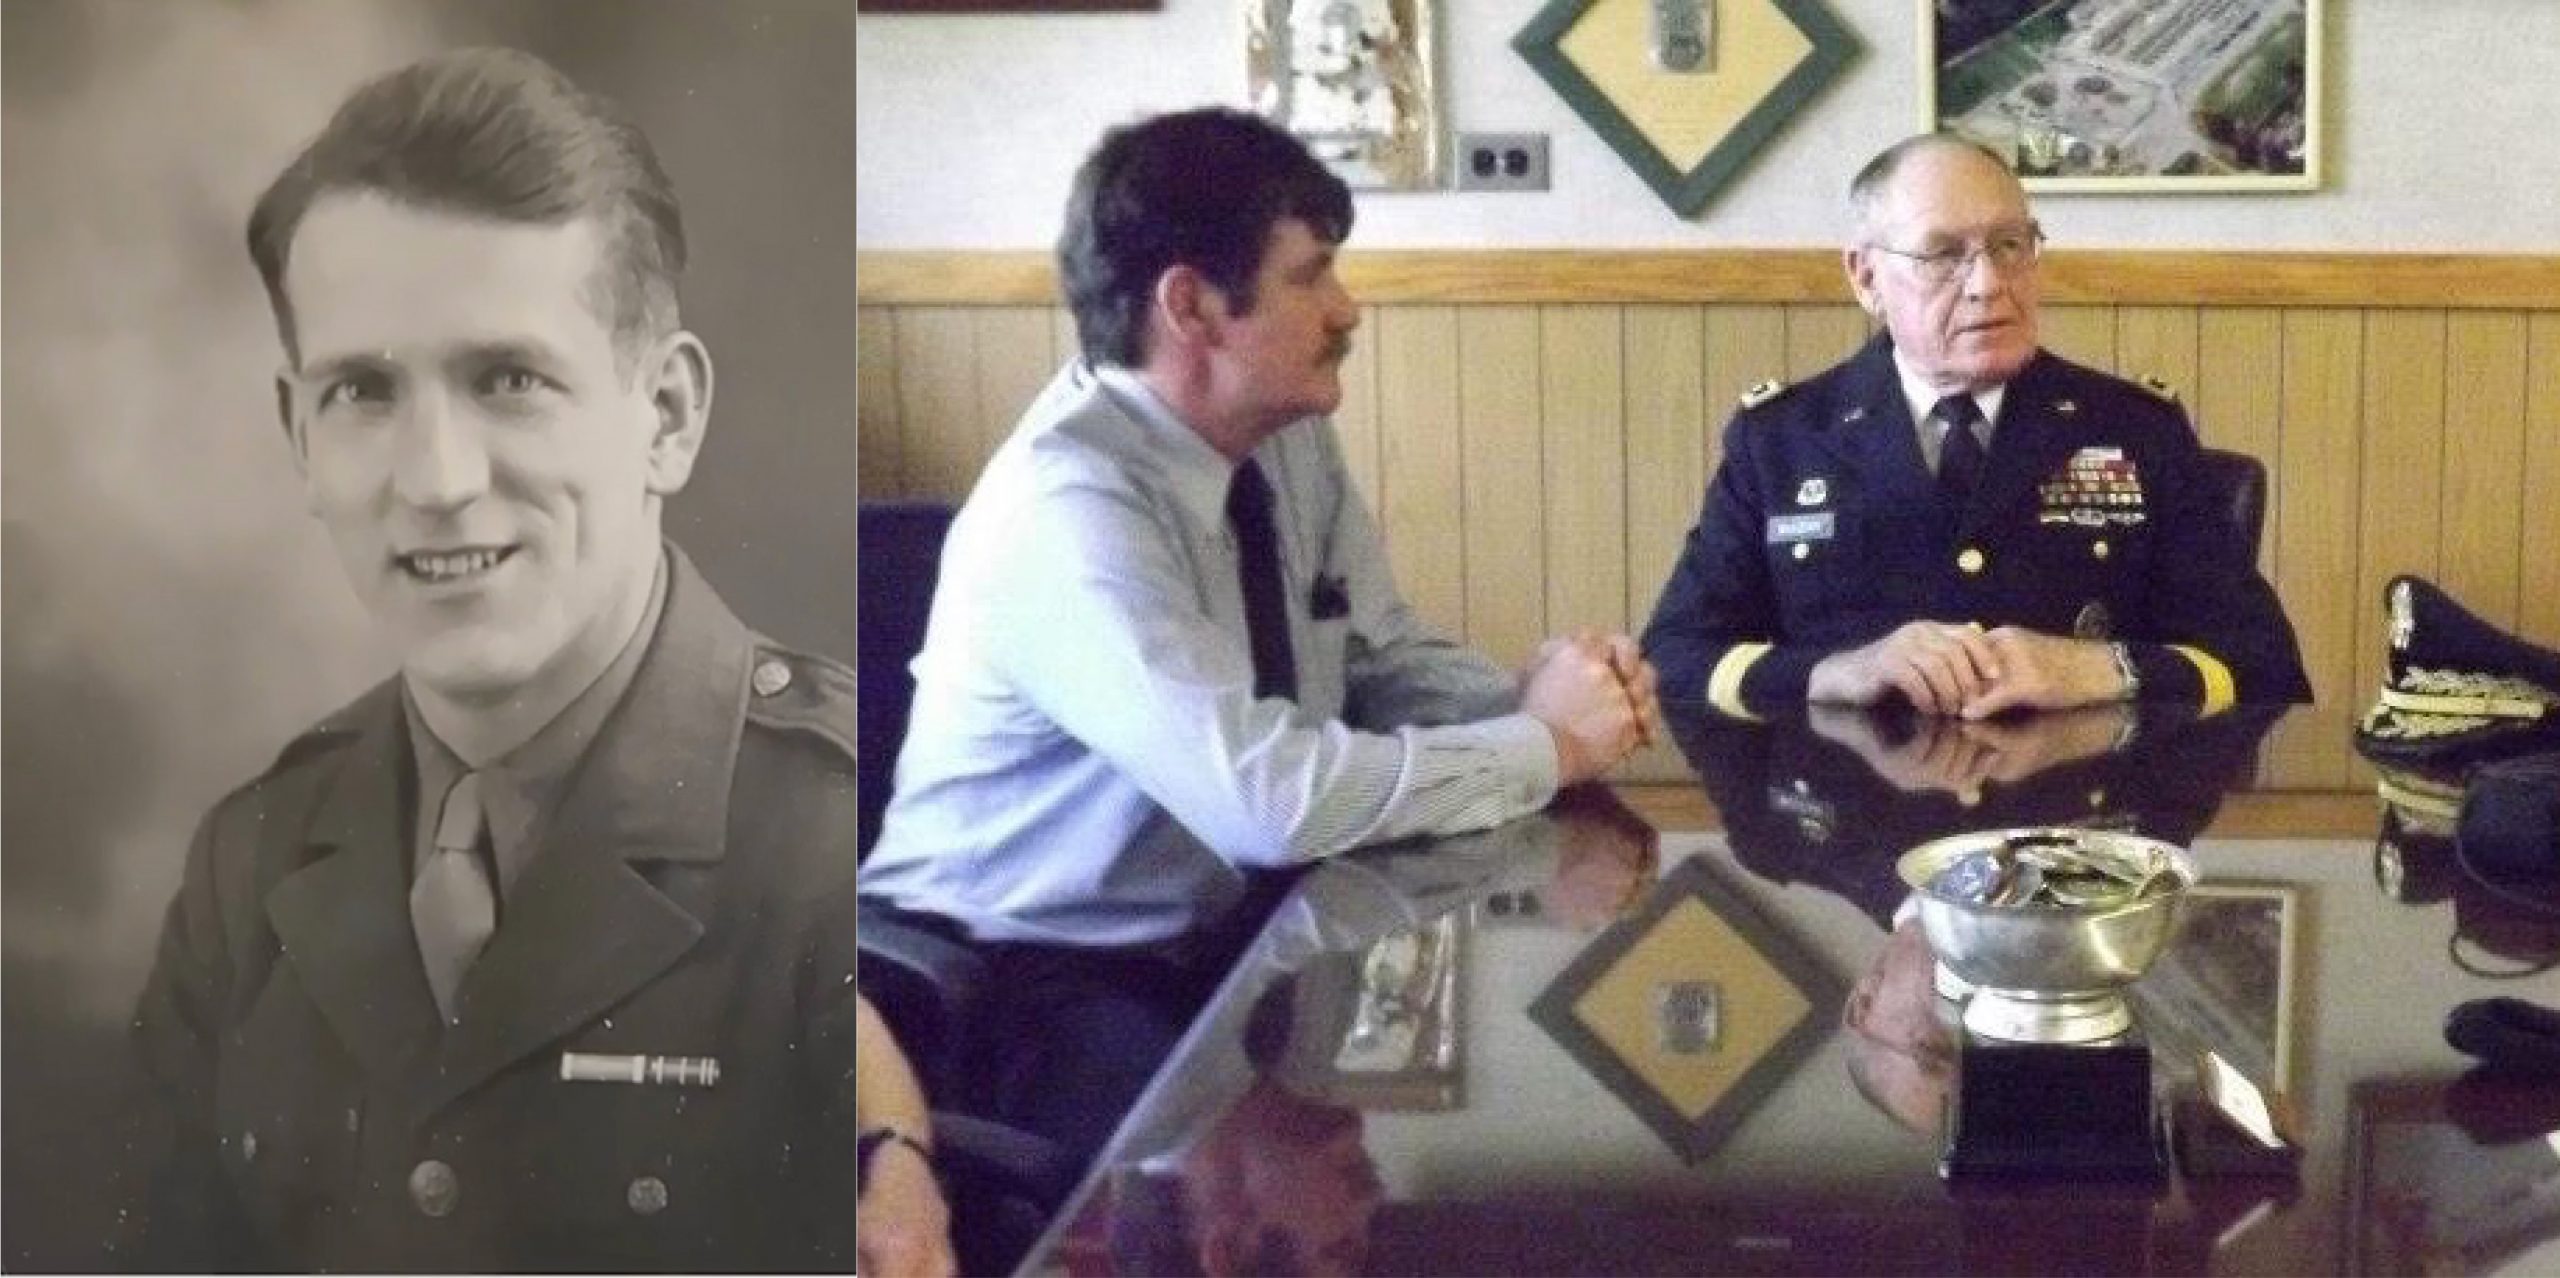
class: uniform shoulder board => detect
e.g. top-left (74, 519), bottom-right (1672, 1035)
top-left (2137, 374), bottom-right (2181, 404)
top-left (743, 643), bottom-right (857, 761)
top-left (1738, 378), bottom-right (1791, 409)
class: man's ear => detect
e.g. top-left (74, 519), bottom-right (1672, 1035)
top-left (275, 370), bottom-right (322, 512)
top-left (640, 331), bottom-right (714, 497)
top-left (1153, 265), bottom-right (1230, 354)
top-left (1842, 246), bottom-right (1881, 317)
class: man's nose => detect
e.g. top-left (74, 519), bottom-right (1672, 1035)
top-left (1327, 276), bottom-right (1360, 331)
top-left (1958, 246), bottom-right (2006, 299)
top-left (390, 387), bottom-right (491, 511)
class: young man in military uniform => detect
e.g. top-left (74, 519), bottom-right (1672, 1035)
top-left (1643, 134), bottom-right (2310, 721)
top-left (123, 48), bottom-right (857, 1270)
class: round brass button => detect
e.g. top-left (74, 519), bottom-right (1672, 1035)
top-left (1957, 547), bottom-right (1986, 574)
top-left (751, 658), bottom-right (793, 698)
top-left (2092, 539), bottom-right (2111, 560)
top-left (627, 1175), bottom-right (670, 1216)
top-left (1790, 542), bottom-right (1811, 561)
top-left (409, 1159), bottom-right (460, 1218)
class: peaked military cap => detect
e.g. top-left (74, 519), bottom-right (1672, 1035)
top-left (2353, 576), bottom-right (2560, 765)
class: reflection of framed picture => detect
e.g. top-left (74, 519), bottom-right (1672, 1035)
top-left (1279, 913), bottom-right (1467, 1110)
top-left (2128, 882), bottom-right (2298, 1093)
top-left (1249, 0), bottom-right (1443, 189)
top-left (2346, 1076), bottom-right (2560, 1276)
top-left (1527, 857), bottom-right (1841, 1163)
top-left (1921, 0), bottom-right (2324, 193)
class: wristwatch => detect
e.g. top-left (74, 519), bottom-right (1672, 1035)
top-left (858, 1125), bottom-right (934, 1181)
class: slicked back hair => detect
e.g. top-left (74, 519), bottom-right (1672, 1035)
top-left (1058, 108), bottom-right (1352, 369)
top-left (1846, 132), bottom-right (2016, 240)
top-left (247, 46), bottom-right (685, 369)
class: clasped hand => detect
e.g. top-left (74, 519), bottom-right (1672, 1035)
top-left (1520, 629), bottom-right (1663, 785)
top-left (1806, 621), bottom-right (2124, 717)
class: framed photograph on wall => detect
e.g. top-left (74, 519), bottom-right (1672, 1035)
top-left (1249, 0), bottom-right (1444, 189)
top-left (1921, 0), bottom-right (2324, 192)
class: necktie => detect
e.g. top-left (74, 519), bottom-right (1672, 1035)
top-left (1227, 458), bottom-right (1298, 701)
top-left (413, 771), bottom-right (497, 1022)
top-left (1934, 393), bottom-right (1987, 512)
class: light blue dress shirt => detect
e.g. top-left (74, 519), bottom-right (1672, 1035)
top-left (857, 361), bottom-right (1560, 948)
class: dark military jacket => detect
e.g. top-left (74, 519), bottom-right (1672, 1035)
top-left (127, 546), bottom-right (857, 1272)
top-left (1641, 335), bottom-right (2312, 715)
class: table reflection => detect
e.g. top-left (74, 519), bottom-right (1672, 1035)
top-left (1025, 707), bottom-right (2560, 1277)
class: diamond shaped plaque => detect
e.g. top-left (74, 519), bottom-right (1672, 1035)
top-left (1528, 855), bottom-right (1842, 1163)
top-left (1513, 0), bottom-right (1857, 216)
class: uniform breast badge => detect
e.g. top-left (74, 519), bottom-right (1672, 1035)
top-left (2073, 602), bottom-right (2113, 641)
top-left (1795, 477), bottom-right (1828, 506)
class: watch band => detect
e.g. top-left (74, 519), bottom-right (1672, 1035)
top-left (2109, 642), bottom-right (2140, 702)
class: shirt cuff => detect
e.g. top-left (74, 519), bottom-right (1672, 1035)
top-left (1472, 711), bottom-right (1562, 809)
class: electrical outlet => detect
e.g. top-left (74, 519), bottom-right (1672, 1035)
top-left (1454, 133), bottom-right (1549, 191)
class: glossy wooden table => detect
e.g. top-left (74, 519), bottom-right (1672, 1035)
top-left (1017, 706), bottom-right (2560, 1276)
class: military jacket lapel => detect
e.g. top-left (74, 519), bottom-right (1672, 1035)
top-left (422, 550), bottom-right (743, 1111)
top-left (1826, 338), bottom-right (1937, 515)
top-left (1962, 353), bottom-right (2082, 536)
top-left (265, 686), bottom-right (443, 1080)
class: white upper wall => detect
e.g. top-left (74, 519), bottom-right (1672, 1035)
top-left (856, 0), bottom-right (2560, 251)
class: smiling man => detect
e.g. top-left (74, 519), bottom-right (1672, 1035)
top-left (125, 48), bottom-right (859, 1270)
top-left (1642, 133), bottom-right (2309, 720)
top-left (857, 108), bottom-right (1659, 1176)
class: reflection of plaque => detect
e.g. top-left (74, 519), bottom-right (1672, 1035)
top-left (1528, 856), bottom-right (1840, 1162)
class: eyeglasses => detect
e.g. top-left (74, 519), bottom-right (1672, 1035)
top-left (1870, 224), bottom-right (2045, 285)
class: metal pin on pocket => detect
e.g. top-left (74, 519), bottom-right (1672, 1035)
top-left (559, 1052), bottom-right (721, 1088)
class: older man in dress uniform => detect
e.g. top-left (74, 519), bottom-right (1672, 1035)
top-left (122, 48), bottom-right (857, 1270)
top-left (1643, 134), bottom-right (2310, 721)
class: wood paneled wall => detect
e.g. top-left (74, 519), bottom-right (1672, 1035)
top-left (856, 251), bottom-right (2560, 791)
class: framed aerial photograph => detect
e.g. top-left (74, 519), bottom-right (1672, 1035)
top-left (2128, 882), bottom-right (2300, 1094)
top-left (1249, 0), bottom-right (1443, 188)
top-left (1921, 0), bottom-right (2324, 192)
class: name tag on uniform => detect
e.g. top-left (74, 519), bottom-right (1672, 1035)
top-left (1765, 513), bottom-right (1836, 545)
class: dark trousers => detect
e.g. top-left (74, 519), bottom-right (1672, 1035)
top-left (968, 941), bottom-right (1234, 1173)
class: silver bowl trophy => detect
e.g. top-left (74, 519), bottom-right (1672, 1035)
top-left (1897, 828), bottom-right (2197, 1183)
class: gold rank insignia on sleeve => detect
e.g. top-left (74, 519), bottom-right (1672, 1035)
top-left (2138, 374), bottom-right (2181, 404)
top-left (1738, 378), bottom-right (1788, 409)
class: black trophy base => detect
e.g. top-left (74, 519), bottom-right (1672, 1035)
top-left (1942, 1034), bottom-right (2167, 1186)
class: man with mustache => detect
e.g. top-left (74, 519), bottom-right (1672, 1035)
top-left (125, 48), bottom-right (857, 1269)
top-left (858, 107), bottom-right (1659, 1173)
top-left (1643, 134), bottom-right (2309, 720)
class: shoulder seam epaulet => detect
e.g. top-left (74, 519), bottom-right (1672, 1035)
top-left (1737, 378), bottom-right (1792, 410)
top-left (2136, 374), bottom-right (2180, 404)
top-left (744, 643), bottom-right (857, 761)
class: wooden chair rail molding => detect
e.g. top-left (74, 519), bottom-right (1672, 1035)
top-left (857, 249), bottom-right (2560, 309)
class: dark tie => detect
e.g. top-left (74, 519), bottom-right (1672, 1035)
top-left (1227, 458), bottom-right (1298, 701)
top-left (413, 771), bottom-right (497, 1022)
top-left (1934, 393), bottom-right (1987, 511)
